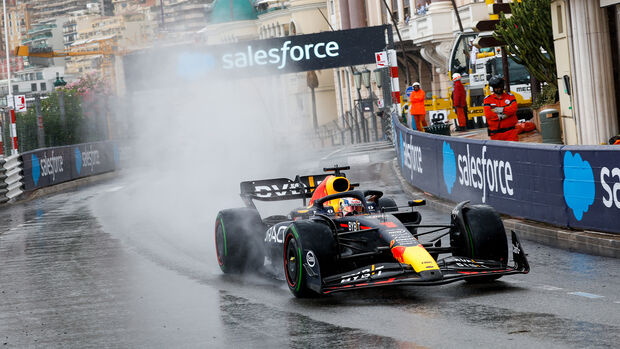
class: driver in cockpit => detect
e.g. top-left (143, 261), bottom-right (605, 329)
top-left (339, 198), bottom-right (364, 216)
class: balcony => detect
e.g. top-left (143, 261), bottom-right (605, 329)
top-left (401, 2), bottom-right (488, 44)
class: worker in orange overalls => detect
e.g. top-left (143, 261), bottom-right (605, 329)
top-left (451, 73), bottom-right (467, 131)
top-left (484, 76), bottom-right (519, 141)
top-left (409, 82), bottom-right (428, 132)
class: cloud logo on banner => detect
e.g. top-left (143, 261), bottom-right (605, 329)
top-left (442, 142), bottom-right (456, 194)
top-left (75, 148), bottom-right (82, 175)
top-left (31, 154), bottom-right (40, 186)
top-left (563, 151), bottom-right (595, 221)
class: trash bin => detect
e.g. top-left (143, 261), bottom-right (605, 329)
top-left (424, 123), bottom-right (451, 136)
top-left (539, 108), bottom-right (562, 144)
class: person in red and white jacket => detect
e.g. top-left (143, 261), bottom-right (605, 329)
top-left (451, 73), bottom-right (467, 131)
top-left (484, 76), bottom-right (519, 141)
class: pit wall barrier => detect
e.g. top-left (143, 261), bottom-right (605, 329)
top-left (392, 116), bottom-right (620, 234)
top-left (19, 141), bottom-right (118, 192)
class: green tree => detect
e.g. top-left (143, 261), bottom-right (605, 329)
top-left (494, 0), bottom-right (557, 93)
top-left (16, 73), bottom-right (111, 152)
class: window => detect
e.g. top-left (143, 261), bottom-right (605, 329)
top-left (31, 83), bottom-right (37, 91)
top-left (40, 82), bottom-right (46, 91)
top-left (36, 72), bottom-right (43, 80)
top-left (12, 85), bottom-right (18, 93)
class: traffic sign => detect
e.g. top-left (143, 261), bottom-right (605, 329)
top-left (405, 86), bottom-right (414, 97)
top-left (375, 51), bottom-right (388, 68)
top-left (7, 95), bottom-right (27, 112)
top-left (474, 33), bottom-right (506, 49)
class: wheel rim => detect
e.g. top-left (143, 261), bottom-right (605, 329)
top-left (284, 234), bottom-right (300, 289)
top-left (215, 220), bottom-right (226, 266)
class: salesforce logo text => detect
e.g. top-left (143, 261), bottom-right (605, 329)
top-left (601, 166), bottom-right (620, 209)
top-left (222, 40), bottom-right (340, 70)
top-left (40, 151), bottom-right (64, 181)
top-left (402, 141), bottom-right (423, 175)
top-left (82, 147), bottom-right (101, 171)
top-left (457, 145), bottom-right (514, 203)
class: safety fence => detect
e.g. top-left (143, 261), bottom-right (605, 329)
top-left (0, 140), bottom-right (117, 203)
top-left (393, 115), bottom-right (620, 234)
top-left (312, 109), bottom-right (394, 147)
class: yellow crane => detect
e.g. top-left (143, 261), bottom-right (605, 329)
top-left (15, 38), bottom-right (121, 94)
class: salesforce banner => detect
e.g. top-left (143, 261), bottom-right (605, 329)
top-left (21, 141), bottom-right (118, 191)
top-left (124, 25), bottom-right (393, 91)
top-left (394, 118), bottom-right (620, 234)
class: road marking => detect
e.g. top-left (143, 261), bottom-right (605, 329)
top-left (106, 186), bottom-right (124, 193)
top-left (539, 285), bottom-right (563, 291)
top-left (568, 292), bottom-right (604, 299)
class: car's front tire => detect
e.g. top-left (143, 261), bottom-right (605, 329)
top-left (451, 204), bottom-right (508, 282)
top-left (283, 221), bottom-right (336, 298)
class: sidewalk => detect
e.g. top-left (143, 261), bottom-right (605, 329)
top-left (450, 125), bottom-right (543, 143)
top-left (391, 125), bottom-right (620, 258)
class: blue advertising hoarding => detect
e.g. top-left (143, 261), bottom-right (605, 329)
top-left (21, 141), bottom-right (118, 191)
top-left (393, 117), bottom-right (620, 233)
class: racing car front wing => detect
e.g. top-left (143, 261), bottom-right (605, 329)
top-left (320, 230), bottom-right (530, 294)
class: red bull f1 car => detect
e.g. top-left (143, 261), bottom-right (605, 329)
top-left (215, 166), bottom-right (529, 298)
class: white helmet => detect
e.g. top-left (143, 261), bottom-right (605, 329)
top-left (412, 82), bottom-right (420, 87)
top-left (452, 73), bottom-right (461, 81)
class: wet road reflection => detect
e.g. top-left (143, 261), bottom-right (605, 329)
top-left (1, 147), bottom-right (619, 348)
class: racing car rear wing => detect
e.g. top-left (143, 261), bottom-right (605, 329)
top-left (240, 174), bottom-right (331, 207)
top-left (240, 166), bottom-right (353, 207)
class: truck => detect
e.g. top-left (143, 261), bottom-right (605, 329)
top-left (448, 32), bottom-right (533, 127)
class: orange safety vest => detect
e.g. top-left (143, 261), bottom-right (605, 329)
top-left (409, 89), bottom-right (426, 115)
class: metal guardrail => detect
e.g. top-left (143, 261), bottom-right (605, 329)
top-left (0, 155), bottom-right (24, 203)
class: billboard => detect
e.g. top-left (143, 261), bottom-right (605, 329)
top-left (123, 25), bottom-right (394, 91)
top-left (21, 142), bottom-right (118, 191)
top-left (393, 117), bottom-right (620, 234)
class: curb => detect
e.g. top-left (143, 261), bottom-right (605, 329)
top-left (389, 158), bottom-right (620, 259)
top-left (9, 171), bottom-right (120, 204)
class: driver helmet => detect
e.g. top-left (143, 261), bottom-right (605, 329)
top-left (339, 198), bottom-right (364, 215)
top-left (452, 73), bottom-right (461, 81)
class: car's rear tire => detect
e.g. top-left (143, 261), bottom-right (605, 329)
top-left (451, 204), bottom-right (508, 282)
top-left (215, 208), bottom-right (265, 274)
top-left (283, 221), bottom-right (336, 298)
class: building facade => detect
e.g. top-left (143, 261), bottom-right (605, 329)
top-left (200, 0), bottom-right (337, 129)
top-left (551, 0), bottom-right (619, 145)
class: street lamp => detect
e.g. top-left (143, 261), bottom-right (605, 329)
top-left (361, 68), bottom-right (371, 89)
top-left (54, 72), bottom-right (67, 127)
top-left (374, 68), bottom-right (384, 89)
top-left (352, 70), bottom-right (362, 91)
top-left (352, 69), bottom-right (365, 142)
top-left (361, 68), bottom-right (378, 141)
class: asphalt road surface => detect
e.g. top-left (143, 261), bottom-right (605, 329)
top-left (1, 142), bottom-right (619, 348)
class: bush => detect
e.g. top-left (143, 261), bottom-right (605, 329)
top-left (531, 84), bottom-right (558, 110)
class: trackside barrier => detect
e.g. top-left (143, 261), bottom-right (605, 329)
top-left (0, 155), bottom-right (23, 203)
top-left (393, 115), bottom-right (620, 234)
top-left (20, 141), bottom-right (118, 191)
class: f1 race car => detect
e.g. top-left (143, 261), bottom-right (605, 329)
top-left (215, 166), bottom-right (529, 297)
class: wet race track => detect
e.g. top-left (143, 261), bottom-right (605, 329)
top-left (1, 143), bottom-right (619, 348)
